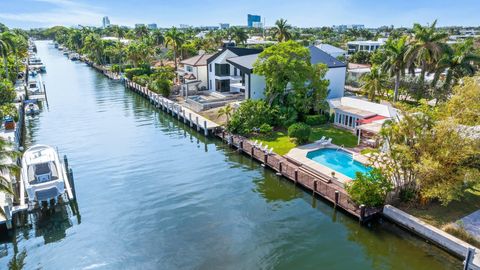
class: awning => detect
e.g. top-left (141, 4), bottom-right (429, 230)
top-left (357, 115), bottom-right (386, 124)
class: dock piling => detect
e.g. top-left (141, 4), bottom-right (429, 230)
top-left (334, 190), bottom-right (339, 208)
top-left (203, 121), bottom-right (208, 136)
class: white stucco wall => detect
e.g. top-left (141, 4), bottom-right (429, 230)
top-left (249, 74), bottom-right (266, 100)
top-left (207, 50), bottom-right (238, 92)
top-left (196, 66), bottom-right (208, 89)
top-left (325, 67), bottom-right (346, 99)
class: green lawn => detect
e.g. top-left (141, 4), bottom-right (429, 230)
top-left (252, 124), bottom-right (358, 155)
top-left (399, 183), bottom-right (480, 228)
top-left (310, 125), bottom-right (358, 148)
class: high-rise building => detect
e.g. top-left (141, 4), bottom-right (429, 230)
top-left (147, 23), bottom-right (157, 30)
top-left (247, 14), bottom-right (261, 28)
top-left (102, 16), bottom-right (110, 28)
top-left (219, 23), bottom-right (230, 29)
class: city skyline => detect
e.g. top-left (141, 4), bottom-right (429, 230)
top-left (1, 0), bottom-right (479, 29)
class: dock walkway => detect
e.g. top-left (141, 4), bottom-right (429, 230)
top-left (216, 132), bottom-right (382, 221)
top-left (124, 79), bottom-right (219, 135)
top-left (89, 62), bottom-right (380, 221)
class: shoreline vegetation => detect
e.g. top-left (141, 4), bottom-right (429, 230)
top-left (1, 18), bottom-right (479, 266)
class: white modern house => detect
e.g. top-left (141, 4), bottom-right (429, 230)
top-left (206, 47), bottom-right (263, 96)
top-left (347, 39), bottom-right (387, 54)
top-left (316, 44), bottom-right (346, 58)
top-left (178, 52), bottom-right (213, 90)
top-left (327, 96), bottom-right (399, 145)
top-left (224, 46), bottom-right (347, 100)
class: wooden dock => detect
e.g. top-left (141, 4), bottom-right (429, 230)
top-left (216, 132), bottom-right (382, 221)
top-left (91, 63), bottom-right (381, 222)
top-left (124, 79), bottom-right (219, 136)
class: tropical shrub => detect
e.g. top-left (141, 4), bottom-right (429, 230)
top-left (0, 79), bottom-right (16, 105)
top-left (0, 103), bottom-right (18, 121)
top-left (125, 67), bottom-right (151, 80)
top-left (345, 168), bottom-right (393, 207)
top-left (228, 99), bottom-right (274, 134)
top-left (259, 123), bottom-right (273, 134)
top-left (132, 75), bottom-right (150, 86)
top-left (305, 114), bottom-right (328, 126)
top-left (287, 122), bottom-right (311, 143)
top-left (150, 78), bottom-right (172, 97)
top-left (111, 64), bottom-right (121, 73)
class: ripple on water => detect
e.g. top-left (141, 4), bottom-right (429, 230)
top-left (0, 41), bottom-right (461, 270)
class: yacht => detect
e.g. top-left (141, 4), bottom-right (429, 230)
top-left (21, 145), bottom-right (68, 203)
top-left (25, 103), bottom-right (40, 115)
top-left (27, 80), bottom-right (41, 95)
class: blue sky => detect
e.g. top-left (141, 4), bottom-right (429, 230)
top-left (1, 0), bottom-right (479, 29)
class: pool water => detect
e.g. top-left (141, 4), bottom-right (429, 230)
top-left (306, 148), bottom-right (372, 179)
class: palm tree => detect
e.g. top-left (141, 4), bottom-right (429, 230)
top-left (0, 138), bottom-right (18, 218)
top-left (165, 27), bottom-right (185, 76)
top-left (405, 20), bottom-right (448, 98)
top-left (151, 29), bottom-right (165, 47)
top-left (272, 19), bottom-right (292, 42)
top-left (134, 25), bottom-right (149, 39)
top-left (125, 41), bottom-right (151, 67)
top-left (83, 34), bottom-right (104, 64)
top-left (381, 36), bottom-right (408, 102)
top-left (231, 27), bottom-right (248, 46)
top-left (432, 39), bottom-right (480, 101)
top-left (217, 104), bottom-right (234, 124)
top-left (361, 66), bottom-right (389, 101)
top-left (0, 32), bottom-right (17, 80)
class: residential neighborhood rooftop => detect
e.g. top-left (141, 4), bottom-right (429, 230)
top-left (180, 53), bottom-right (214, 66)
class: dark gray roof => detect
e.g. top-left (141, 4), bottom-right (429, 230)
top-left (225, 46), bottom-right (346, 73)
top-left (206, 47), bottom-right (262, 64)
top-left (226, 53), bottom-right (260, 73)
top-left (308, 46), bottom-right (346, 68)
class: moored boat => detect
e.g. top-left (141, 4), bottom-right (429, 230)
top-left (25, 102), bottom-right (40, 115)
top-left (27, 80), bottom-right (41, 95)
top-left (21, 145), bottom-right (68, 203)
top-left (28, 56), bottom-right (46, 72)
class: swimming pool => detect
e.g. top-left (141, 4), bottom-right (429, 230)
top-left (306, 148), bottom-right (371, 179)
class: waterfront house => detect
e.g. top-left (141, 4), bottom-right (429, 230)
top-left (347, 39), bottom-right (386, 55)
top-left (206, 47), bottom-right (263, 97)
top-left (327, 96), bottom-right (398, 145)
top-left (178, 52), bottom-right (213, 91)
top-left (225, 46), bottom-right (347, 100)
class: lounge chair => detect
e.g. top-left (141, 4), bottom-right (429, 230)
top-left (258, 142), bottom-right (263, 148)
top-left (268, 147), bottom-right (274, 155)
top-left (316, 136), bottom-right (326, 144)
top-left (253, 140), bottom-right (258, 147)
top-left (321, 138), bottom-right (332, 146)
top-left (263, 145), bottom-right (269, 152)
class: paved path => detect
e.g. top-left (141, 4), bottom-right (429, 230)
top-left (461, 210), bottom-right (480, 241)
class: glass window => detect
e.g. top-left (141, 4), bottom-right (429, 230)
top-left (215, 64), bottom-right (230, 76)
top-left (209, 64), bottom-right (212, 72)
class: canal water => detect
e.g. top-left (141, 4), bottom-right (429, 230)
top-left (0, 41), bottom-right (460, 269)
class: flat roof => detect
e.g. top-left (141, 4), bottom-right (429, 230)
top-left (335, 105), bottom-right (377, 118)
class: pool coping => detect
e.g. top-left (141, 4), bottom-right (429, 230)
top-left (285, 142), bottom-right (371, 185)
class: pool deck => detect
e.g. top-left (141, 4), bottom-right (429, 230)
top-left (285, 142), bottom-right (370, 186)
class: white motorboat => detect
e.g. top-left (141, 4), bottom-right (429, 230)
top-left (28, 56), bottom-right (46, 72)
top-left (27, 80), bottom-right (41, 95)
top-left (68, 53), bottom-right (80, 61)
top-left (21, 145), bottom-right (68, 203)
top-left (25, 103), bottom-right (40, 115)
